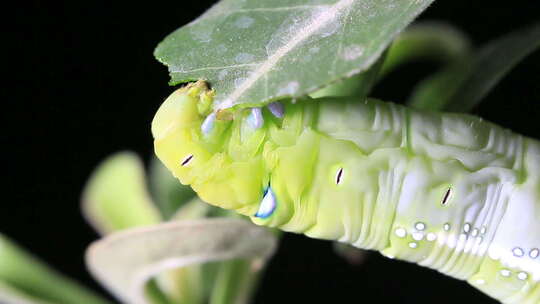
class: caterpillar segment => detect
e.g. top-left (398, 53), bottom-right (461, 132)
top-left (152, 81), bottom-right (540, 303)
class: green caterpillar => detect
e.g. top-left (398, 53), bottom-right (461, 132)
top-left (152, 81), bottom-right (540, 304)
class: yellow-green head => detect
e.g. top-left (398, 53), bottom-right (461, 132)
top-left (151, 81), bottom-right (320, 229)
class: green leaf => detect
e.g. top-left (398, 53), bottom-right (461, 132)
top-left (86, 219), bottom-right (277, 304)
top-left (154, 198), bottom-right (211, 304)
top-left (0, 234), bottom-right (111, 304)
top-left (209, 259), bottom-right (263, 304)
top-left (0, 282), bottom-right (55, 304)
top-left (309, 22), bottom-right (469, 100)
top-left (149, 156), bottom-right (196, 220)
top-left (170, 197), bottom-right (211, 221)
top-left (153, 266), bottom-right (203, 304)
top-left (155, 0), bottom-right (435, 110)
top-left (309, 50), bottom-right (387, 99)
top-left (407, 60), bottom-right (471, 111)
top-left (381, 21), bottom-right (471, 76)
top-left (82, 151), bottom-right (162, 235)
top-left (145, 279), bottom-right (176, 304)
top-left (169, 201), bottom-right (265, 304)
top-left (409, 23), bottom-right (540, 112)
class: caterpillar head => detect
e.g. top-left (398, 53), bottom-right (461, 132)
top-left (152, 81), bottom-right (319, 223)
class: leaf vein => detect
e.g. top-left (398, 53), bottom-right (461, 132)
top-left (170, 62), bottom-right (261, 73)
top-left (224, 4), bottom-right (331, 15)
top-left (217, 0), bottom-right (356, 109)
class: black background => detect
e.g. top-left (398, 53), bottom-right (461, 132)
top-left (4, 1), bottom-right (540, 303)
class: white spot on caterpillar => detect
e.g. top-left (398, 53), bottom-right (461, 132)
top-left (341, 44), bottom-right (365, 61)
top-left (235, 53), bottom-right (255, 64)
top-left (500, 269), bottom-right (511, 277)
top-left (408, 242), bottom-right (418, 249)
top-left (235, 16), bottom-right (254, 29)
top-left (443, 223), bottom-right (451, 231)
top-left (412, 232), bottom-right (424, 241)
top-left (480, 226), bottom-right (487, 235)
top-left (414, 222), bottom-right (426, 231)
top-left (335, 168), bottom-right (344, 185)
top-left (475, 279), bottom-right (486, 285)
top-left (394, 228), bottom-right (406, 238)
top-left (471, 228), bottom-right (479, 237)
top-left (517, 272), bottom-right (528, 280)
top-left (530, 248), bottom-right (539, 259)
top-left (181, 154), bottom-right (194, 166)
top-left (512, 247), bottom-right (525, 257)
top-left (426, 233), bottom-right (437, 242)
top-left (463, 223), bottom-right (471, 233)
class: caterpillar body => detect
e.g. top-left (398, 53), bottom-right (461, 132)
top-left (152, 81), bottom-right (540, 303)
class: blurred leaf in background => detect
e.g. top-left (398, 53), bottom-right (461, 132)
top-left (82, 151), bottom-right (278, 304)
top-left (82, 152), bottom-right (162, 234)
top-left (0, 234), bottom-right (111, 304)
top-left (149, 157), bottom-right (197, 220)
top-left (409, 23), bottom-right (540, 112)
